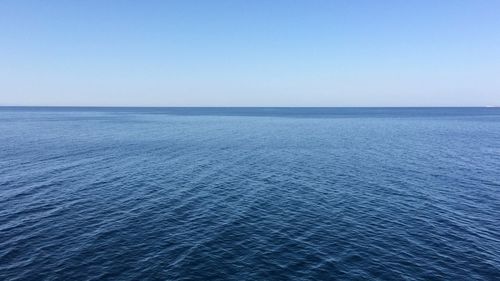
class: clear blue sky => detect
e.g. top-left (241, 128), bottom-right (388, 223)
top-left (1, 0), bottom-right (499, 106)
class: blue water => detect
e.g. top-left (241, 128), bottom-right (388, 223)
top-left (0, 107), bottom-right (499, 280)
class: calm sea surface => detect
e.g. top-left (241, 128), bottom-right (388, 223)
top-left (0, 107), bottom-right (499, 280)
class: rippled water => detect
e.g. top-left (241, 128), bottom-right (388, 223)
top-left (1, 107), bottom-right (499, 280)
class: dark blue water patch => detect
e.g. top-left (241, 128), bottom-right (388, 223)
top-left (1, 106), bottom-right (500, 119)
top-left (0, 107), bottom-right (499, 280)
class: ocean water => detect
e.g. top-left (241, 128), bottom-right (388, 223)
top-left (0, 107), bottom-right (499, 281)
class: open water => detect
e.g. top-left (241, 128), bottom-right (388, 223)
top-left (0, 107), bottom-right (499, 280)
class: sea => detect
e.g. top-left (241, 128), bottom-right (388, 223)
top-left (0, 107), bottom-right (499, 280)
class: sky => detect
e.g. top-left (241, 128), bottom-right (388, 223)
top-left (1, 0), bottom-right (499, 107)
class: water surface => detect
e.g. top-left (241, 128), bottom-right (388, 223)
top-left (1, 107), bottom-right (499, 280)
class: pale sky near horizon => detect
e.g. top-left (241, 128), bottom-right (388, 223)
top-left (1, 0), bottom-right (499, 106)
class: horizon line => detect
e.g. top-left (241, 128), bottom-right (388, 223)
top-left (0, 105), bottom-right (498, 108)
